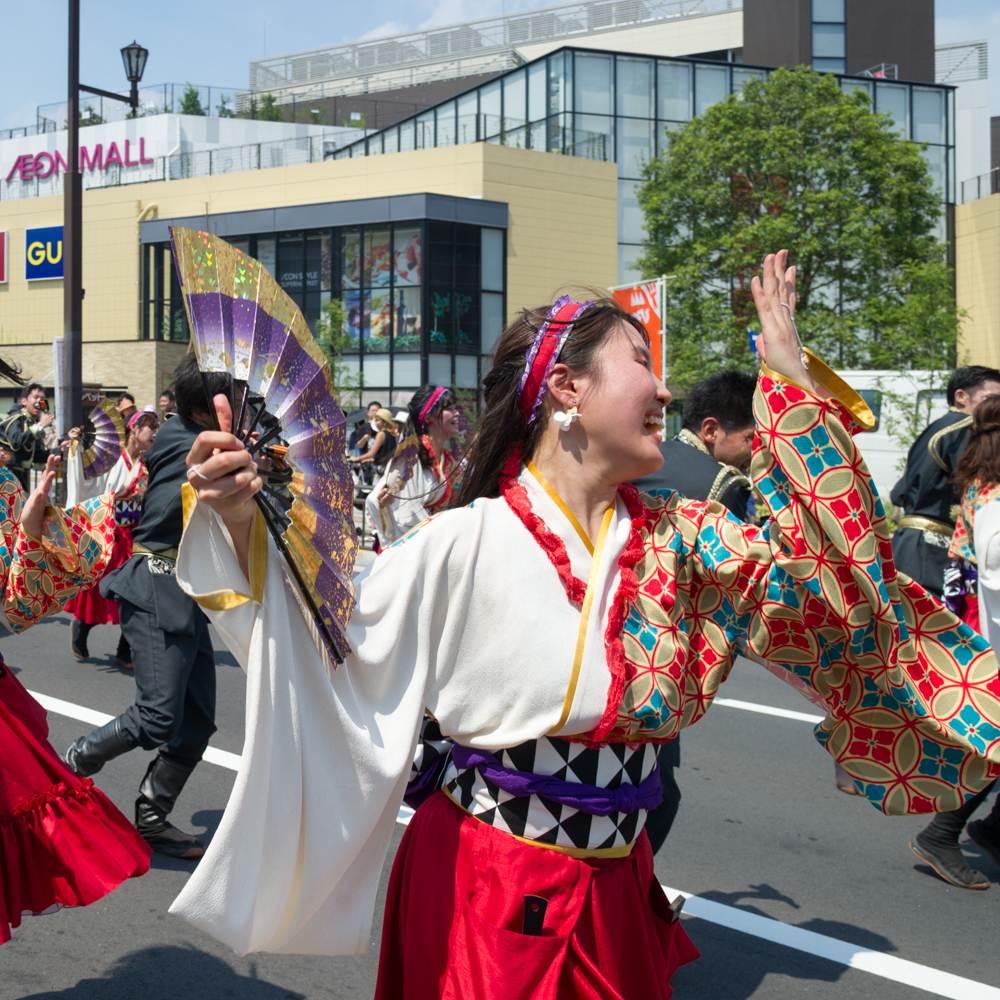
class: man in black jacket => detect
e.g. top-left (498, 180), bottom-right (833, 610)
top-left (64, 355), bottom-right (230, 859)
top-left (890, 366), bottom-right (1000, 598)
top-left (633, 369), bottom-right (757, 853)
top-left (2, 384), bottom-right (55, 490)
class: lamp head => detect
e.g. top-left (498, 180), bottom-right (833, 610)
top-left (120, 41), bottom-right (148, 84)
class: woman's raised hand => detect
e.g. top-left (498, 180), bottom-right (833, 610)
top-left (19, 454), bottom-right (61, 539)
top-left (750, 250), bottom-right (812, 391)
top-left (185, 394), bottom-right (261, 546)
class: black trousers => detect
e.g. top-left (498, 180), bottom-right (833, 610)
top-left (645, 738), bottom-right (681, 855)
top-left (114, 598), bottom-right (217, 766)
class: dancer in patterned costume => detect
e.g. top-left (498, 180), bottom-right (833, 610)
top-left (0, 361), bottom-right (150, 943)
top-left (170, 252), bottom-right (1000, 997)
top-left (909, 394), bottom-right (1000, 888)
top-left (367, 385), bottom-right (460, 548)
top-left (65, 410), bottom-right (156, 666)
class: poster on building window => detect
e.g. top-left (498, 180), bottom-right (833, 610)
top-left (394, 229), bottom-right (421, 286)
top-left (610, 278), bottom-right (666, 381)
top-left (365, 231), bottom-right (392, 287)
top-left (344, 289), bottom-right (367, 349)
top-left (368, 289), bottom-right (392, 348)
top-left (342, 232), bottom-right (361, 289)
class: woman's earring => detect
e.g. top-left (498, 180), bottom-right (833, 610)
top-left (553, 399), bottom-right (580, 432)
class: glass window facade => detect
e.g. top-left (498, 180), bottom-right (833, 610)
top-left (336, 47), bottom-right (955, 285)
top-left (141, 220), bottom-right (506, 404)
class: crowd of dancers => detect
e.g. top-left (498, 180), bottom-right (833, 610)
top-left (1, 250), bottom-right (1000, 998)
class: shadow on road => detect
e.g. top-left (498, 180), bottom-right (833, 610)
top-left (21, 945), bottom-right (305, 1000)
top-left (670, 882), bottom-right (897, 998)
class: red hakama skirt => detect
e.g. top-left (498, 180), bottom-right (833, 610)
top-left (375, 791), bottom-right (699, 1000)
top-left (64, 525), bottom-right (133, 626)
top-left (0, 663), bottom-right (150, 943)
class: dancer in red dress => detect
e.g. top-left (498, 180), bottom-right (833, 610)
top-left (0, 365), bottom-right (150, 944)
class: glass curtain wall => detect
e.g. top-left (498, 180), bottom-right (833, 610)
top-left (338, 47), bottom-right (955, 284)
top-left (143, 221), bottom-right (506, 404)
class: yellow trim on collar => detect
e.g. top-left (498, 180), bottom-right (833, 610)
top-left (443, 787), bottom-right (636, 858)
top-left (526, 460), bottom-right (594, 555)
top-left (760, 350), bottom-right (875, 431)
top-left (180, 484), bottom-right (268, 610)
top-left (548, 505), bottom-right (614, 737)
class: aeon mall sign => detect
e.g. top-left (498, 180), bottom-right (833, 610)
top-left (5, 138), bottom-right (154, 183)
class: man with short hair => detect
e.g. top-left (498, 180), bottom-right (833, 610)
top-left (1, 383), bottom-right (55, 491)
top-left (116, 392), bottom-right (138, 422)
top-left (633, 368), bottom-right (758, 853)
top-left (64, 354), bottom-right (228, 860)
top-left (890, 365), bottom-right (1000, 599)
top-left (356, 400), bottom-right (383, 452)
top-left (159, 389), bottom-right (176, 418)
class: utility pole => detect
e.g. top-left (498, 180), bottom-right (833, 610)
top-left (64, 0), bottom-right (83, 429)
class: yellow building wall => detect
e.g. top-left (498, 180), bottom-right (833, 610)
top-left (956, 193), bottom-right (1000, 369)
top-left (0, 145), bottom-right (617, 403)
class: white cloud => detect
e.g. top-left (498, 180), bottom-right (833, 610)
top-left (357, 20), bottom-right (412, 40)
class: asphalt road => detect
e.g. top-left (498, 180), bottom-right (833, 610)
top-left (1, 610), bottom-right (998, 1000)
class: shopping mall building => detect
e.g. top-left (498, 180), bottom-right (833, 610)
top-left (0, 0), bottom-right (994, 413)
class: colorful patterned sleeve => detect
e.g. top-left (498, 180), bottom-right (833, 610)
top-left (625, 360), bottom-right (1000, 816)
top-left (0, 470), bottom-right (118, 631)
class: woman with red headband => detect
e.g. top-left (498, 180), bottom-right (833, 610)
top-left (172, 253), bottom-right (1000, 998)
top-left (366, 384), bottom-right (461, 548)
top-left (65, 408), bottom-right (158, 668)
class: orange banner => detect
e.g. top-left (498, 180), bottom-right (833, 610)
top-left (611, 281), bottom-right (664, 380)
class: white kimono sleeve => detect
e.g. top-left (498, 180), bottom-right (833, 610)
top-left (366, 461), bottom-right (445, 548)
top-left (976, 499), bottom-right (1000, 653)
top-left (170, 498), bottom-right (441, 957)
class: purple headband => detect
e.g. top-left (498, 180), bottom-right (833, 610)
top-left (418, 386), bottom-right (448, 430)
top-left (518, 295), bottom-right (595, 425)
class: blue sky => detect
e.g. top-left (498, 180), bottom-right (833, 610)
top-left (2, 0), bottom-right (998, 129)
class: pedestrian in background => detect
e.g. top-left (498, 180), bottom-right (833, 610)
top-left (115, 392), bottom-right (138, 422)
top-left (159, 388), bottom-right (176, 419)
top-left (909, 394), bottom-right (1000, 888)
top-left (890, 366), bottom-right (1000, 598)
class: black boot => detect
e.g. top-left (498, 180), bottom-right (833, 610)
top-left (909, 785), bottom-right (994, 889)
top-left (64, 716), bottom-right (133, 777)
top-left (115, 632), bottom-right (133, 671)
top-left (135, 755), bottom-right (205, 859)
top-left (70, 619), bottom-right (93, 660)
top-left (967, 791), bottom-right (1000, 870)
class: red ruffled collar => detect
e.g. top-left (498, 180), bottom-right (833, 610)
top-left (499, 470), bottom-right (647, 744)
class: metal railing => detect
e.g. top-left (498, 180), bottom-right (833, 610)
top-left (246, 0), bottom-right (743, 101)
top-left (0, 133), bottom-right (356, 201)
top-left (1, 121), bottom-right (59, 141)
top-left (35, 82), bottom-right (243, 131)
top-left (935, 39), bottom-right (988, 84)
top-left (960, 167), bottom-right (1000, 205)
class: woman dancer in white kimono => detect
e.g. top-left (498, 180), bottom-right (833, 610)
top-left (366, 384), bottom-right (461, 549)
top-left (172, 253), bottom-right (1000, 998)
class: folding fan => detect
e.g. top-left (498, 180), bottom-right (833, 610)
top-left (388, 434), bottom-right (421, 492)
top-left (81, 397), bottom-right (126, 479)
top-left (169, 226), bottom-right (357, 663)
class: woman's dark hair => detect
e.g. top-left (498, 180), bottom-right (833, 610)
top-left (453, 298), bottom-right (648, 507)
top-left (127, 412), bottom-right (159, 437)
top-left (173, 352), bottom-right (231, 424)
top-left (406, 384), bottom-right (457, 468)
top-left (956, 395), bottom-right (1000, 493)
top-left (0, 358), bottom-right (25, 388)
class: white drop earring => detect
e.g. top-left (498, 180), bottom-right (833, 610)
top-left (553, 398), bottom-right (580, 432)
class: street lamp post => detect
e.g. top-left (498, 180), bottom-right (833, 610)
top-left (63, 2), bottom-right (147, 429)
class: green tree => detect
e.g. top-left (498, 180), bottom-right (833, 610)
top-left (316, 298), bottom-right (364, 407)
top-left (78, 105), bottom-right (104, 126)
top-left (638, 67), bottom-right (956, 393)
top-left (178, 83), bottom-right (206, 116)
top-left (216, 94), bottom-right (236, 118)
top-left (251, 94), bottom-right (284, 122)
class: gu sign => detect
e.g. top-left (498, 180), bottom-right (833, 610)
top-left (25, 226), bottom-right (64, 280)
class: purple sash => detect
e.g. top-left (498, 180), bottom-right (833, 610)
top-left (450, 744), bottom-right (663, 816)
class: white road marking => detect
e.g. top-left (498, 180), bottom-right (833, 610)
top-left (713, 696), bottom-right (824, 724)
top-left (28, 690), bottom-right (242, 771)
top-left (663, 886), bottom-right (1000, 1000)
top-left (33, 688), bottom-right (999, 998)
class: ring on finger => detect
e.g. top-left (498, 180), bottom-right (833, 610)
top-left (187, 463), bottom-right (212, 482)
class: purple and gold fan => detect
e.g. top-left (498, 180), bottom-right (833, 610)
top-left (389, 434), bottom-right (421, 491)
top-left (81, 397), bottom-right (126, 479)
top-left (170, 226), bottom-right (357, 663)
